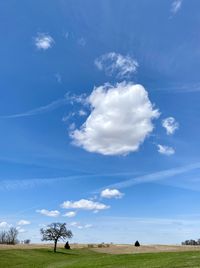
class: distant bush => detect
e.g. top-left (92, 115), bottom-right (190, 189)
top-left (88, 244), bottom-right (95, 248)
top-left (24, 239), bottom-right (31, 244)
top-left (182, 239), bottom-right (200, 245)
top-left (97, 243), bottom-right (110, 248)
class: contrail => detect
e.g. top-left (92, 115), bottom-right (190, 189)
top-left (0, 98), bottom-right (68, 119)
top-left (98, 162), bottom-right (200, 191)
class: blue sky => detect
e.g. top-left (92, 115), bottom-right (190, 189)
top-left (1, 0), bottom-right (200, 244)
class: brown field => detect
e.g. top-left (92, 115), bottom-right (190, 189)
top-left (91, 244), bottom-right (200, 254)
top-left (1, 243), bottom-right (200, 254)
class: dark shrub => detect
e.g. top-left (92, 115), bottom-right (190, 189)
top-left (64, 241), bottom-right (70, 249)
top-left (135, 240), bottom-right (140, 247)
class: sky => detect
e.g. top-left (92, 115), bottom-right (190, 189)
top-left (1, 0), bottom-right (200, 244)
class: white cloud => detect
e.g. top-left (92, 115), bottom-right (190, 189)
top-left (157, 144), bottom-right (175, 156)
top-left (95, 52), bottom-right (138, 79)
top-left (101, 188), bottom-right (124, 199)
top-left (84, 224), bottom-right (93, 228)
top-left (78, 37), bottom-right (86, 47)
top-left (63, 211), bottom-right (77, 218)
top-left (36, 209), bottom-right (60, 217)
top-left (34, 33), bottom-right (54, 50)
top-left (69, 222), bottom-right (92, 229)
top-left (171, 0), bottom-right (183, 14)
top-left (0, 221), bottom-right (10, 228)
top-left (16, 227), bottom-right (26, 233)
top-left (69, 221), bottom-right (79, 227)
top-left (55, 73), bottom-right (62, 84)
top-left (17, 220), bottom-right (31, 226)
top-left (162, 117), bottom-right (179, 135)
top-left (61, 199), bottom-right (109, 211)
top-left (71, 82), bottom-right (159, 155)
top-left (79, 110), bottom-right (87, 116)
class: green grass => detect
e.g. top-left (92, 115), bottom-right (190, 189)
top-left (1, 248), bottom-right (200, 268)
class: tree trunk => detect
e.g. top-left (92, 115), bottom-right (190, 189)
top-left (54, 239), bottom-right (58, 253)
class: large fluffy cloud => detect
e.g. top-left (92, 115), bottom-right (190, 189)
top-left (71, 82), bottom-right (159, 155)
top-left (95, 52), bottom-right (138, 79)
top-left (61, 199), bottom-right (109, 211)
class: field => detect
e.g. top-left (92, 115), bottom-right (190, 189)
top-left (1, 244), bottom-right (200, 267)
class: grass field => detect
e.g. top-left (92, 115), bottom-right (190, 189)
top-left (1, 247), bottom-right (200, 268)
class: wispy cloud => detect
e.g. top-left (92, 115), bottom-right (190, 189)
top-left (17, 220), bottom-right (31, 226)
top-left (171, 0), bottom-right (183, 15)
top-left (95, 52), bottom-right (138, 79)
top-left (157, 144), bottom-right (175, 156)
top-left (63, 211), bottom-right (77, 218)
top-left (0, 176), bottom-right (82, 191)
top-left (101, 162), bottom-right (200, 190)
top-left (0, 172), bottom-right (139, 192)
top-left (69, 221), bottom-right (92, 229)
top-left (151, 82), bottom-right (200, 94)
top-left (55, 73), bottom-right (62, 84)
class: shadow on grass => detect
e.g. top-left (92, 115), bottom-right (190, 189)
top-left (45, 249), bottom-right (78, 256)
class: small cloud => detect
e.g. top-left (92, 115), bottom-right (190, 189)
top-left (71, 82), bottom-right (159, 156)
top-left (69, 221), bottom-right (79, 227)
top-left (0, 221), bottom-right (10, 228)
top-left (157, 144), bottom-right (175, 156)
top-left (162, 117), bottom-right (179, 135)
top-left (34, 33), bottom-right (54, 50)
top-left (79, 110), bottom-right (87, 116)
top-left (171, 0), bottom-right (183, 14)
top-left (36, 209), bottom-right (60, 217)
top-left (16, 227), bottom-right (26, 233)
top-left (95, 52), bottom-right (138, 79)
top-left (78, 37), bottom-right (86, 47)
top-left (101, 188), bottom-right (124, 199)
top-left (63, 211), bottom-right (77, 218)
top-left (17, 220), bottom-right (31, 226)
top-left (64, 32), bottom-right (69, 40)
top-left (69, 123), bottom-right (76, 131)
top-left (84, 224), bottom-right (93, 228)
top-left (61, 199), bottom-right (109, 211)
top-left (69, 222), bottom-right (92, 229)
top-left (55, 73), bottom-right (62, 84)
top-left (62, 112), bottom-right (76, 123)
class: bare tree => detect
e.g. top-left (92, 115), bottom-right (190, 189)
top-left (0, 231), bottom-right (7, 244)
top-left (7, 227), bottom-right (19, 245)
top-left (40, 223), bottom-right (73, 252)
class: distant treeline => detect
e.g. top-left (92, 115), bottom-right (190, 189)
top-left (182, 239), bottom-right (200, 245)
